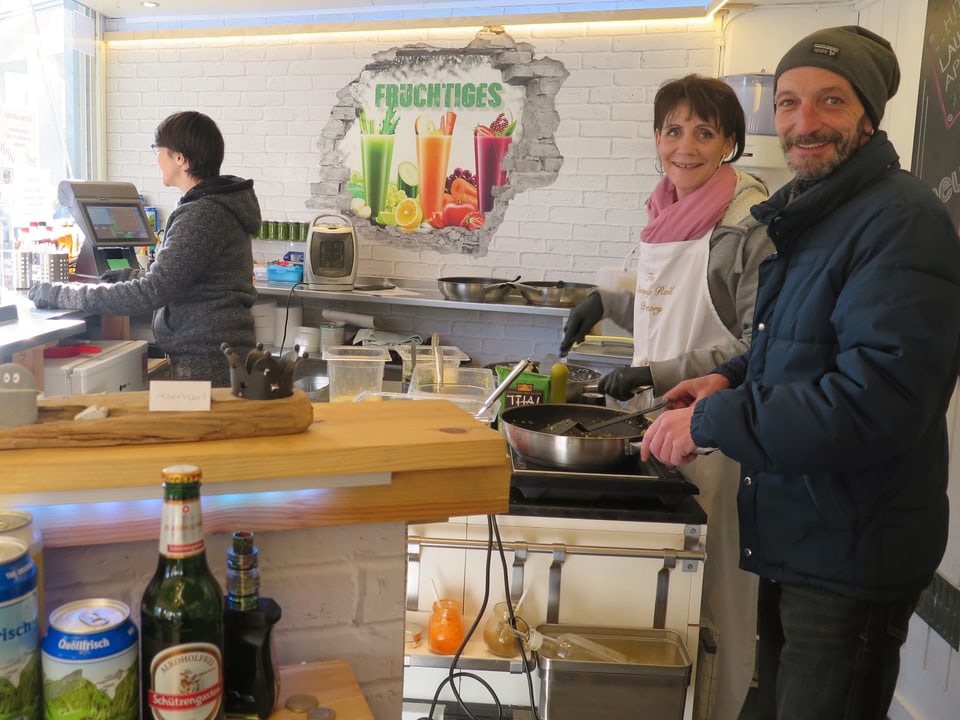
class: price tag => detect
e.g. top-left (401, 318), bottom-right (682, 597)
top-left (149, 381), bottom-right (212, 411)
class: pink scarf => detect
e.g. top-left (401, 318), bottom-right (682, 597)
top-left (641, 163), bottom-right (737, 244)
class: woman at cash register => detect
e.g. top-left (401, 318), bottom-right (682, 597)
top-left (29, 111), bottom-right (261, 387)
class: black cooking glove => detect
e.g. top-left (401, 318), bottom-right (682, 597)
top-left (598, 365), bottom-right (653, 401)
top-left (560, 292), bottom-right (604, 355)
top-left (28, 281), bottom-right (58, 309)
top-left (98, 267), bottom-right (142, 283)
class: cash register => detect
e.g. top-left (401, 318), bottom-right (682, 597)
top-left (58, 180), bottom-right (154, 279)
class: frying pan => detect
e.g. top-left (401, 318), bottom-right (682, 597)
top-left (510, 281), bottom-right (597, 308)
top-left (500, 403), bottom-right (653, 469)
top-left (437, 276), bottom-right (518, 303)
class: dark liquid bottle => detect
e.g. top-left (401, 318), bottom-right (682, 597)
top-left (223, 530), bottom-right (282, 720)
top-left (140, 464), bottom-right (225, 720)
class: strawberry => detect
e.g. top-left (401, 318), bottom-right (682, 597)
top-left (461, 212), bottom-right (485, 230)
top-left (474, 124), bottom-right (495, 137)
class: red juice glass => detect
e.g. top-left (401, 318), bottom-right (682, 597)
top-left (474, 134), bottom-right (512, 213)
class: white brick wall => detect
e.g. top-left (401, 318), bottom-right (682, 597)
top-left (105, 21), bottom-right (717, 288)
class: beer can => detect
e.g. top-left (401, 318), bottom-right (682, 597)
top-left (42, 599), bottom-right (139, 720)
top-left (0, 536), bottom-right (41, 720)
top-left (0, 508), bottom-right (44, 630)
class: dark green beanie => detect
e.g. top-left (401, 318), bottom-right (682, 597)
top-left (774, 25), bottom-right (900, 126)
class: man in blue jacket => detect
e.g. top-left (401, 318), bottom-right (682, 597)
top-left (641, 26), bottom-right (960, 720)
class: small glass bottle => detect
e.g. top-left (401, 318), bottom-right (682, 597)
top-left (482, 601), bottom-right (529, 657)
top-left (522, 628), bottom-right (631, 664)
top-left (428, 599), bottom-right (464, 654)
top-left (140, 464), bottom-right (225, 720)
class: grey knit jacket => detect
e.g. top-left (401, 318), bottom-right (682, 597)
top-left (598, 170), bottom-right (773, 395)
top-left (47, 175), bottom-right (260, 386)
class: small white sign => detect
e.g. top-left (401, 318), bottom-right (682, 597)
top-left (149, 380), bottom-right (212, 412)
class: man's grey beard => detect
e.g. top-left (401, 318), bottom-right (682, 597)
top-left (781, 117), bottom-right (868, 195)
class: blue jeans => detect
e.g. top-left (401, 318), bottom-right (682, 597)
top-left (756, 579), bottom-right (918, 720)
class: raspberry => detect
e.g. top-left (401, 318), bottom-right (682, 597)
top-left (490, 113), bottom-right (509, 134)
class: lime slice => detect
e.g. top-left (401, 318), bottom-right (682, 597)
top-left (377, 211), bottom-right (397, 226)
top-left (397, 161), bottom-right (420, 199)
top-left (414, 114), bottom-right (436, 135)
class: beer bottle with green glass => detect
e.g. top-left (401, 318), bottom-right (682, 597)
top-left (141, 464), bottom-right (225, 720)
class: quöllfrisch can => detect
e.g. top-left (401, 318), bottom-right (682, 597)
top-left (0, 535), bottom-right (41, 720)
top-left (42, 599), bottom-right (139, 720)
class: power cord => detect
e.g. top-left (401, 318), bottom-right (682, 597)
top-left (277, 281), bottom-right (305, 355)
top-left (416, 515), bottom-right (541, 720)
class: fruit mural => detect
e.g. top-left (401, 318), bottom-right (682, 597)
top-left (346, 71), bottom-right (520, 232)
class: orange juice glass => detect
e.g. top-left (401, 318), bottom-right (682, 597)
top-left (416, 133), bottom-right (453, 219)
top-left (428, 598), bottom-right (464, 654)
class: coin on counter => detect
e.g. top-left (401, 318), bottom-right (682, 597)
top-left (307, 707), bottom-right (336, 720)
top-left (284, 694), bottom-right (320, 712)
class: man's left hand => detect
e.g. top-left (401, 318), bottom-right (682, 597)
top-left (640, 405), bottom-right (698, 466)
top-left (28, 282), bottom-right (57, 309)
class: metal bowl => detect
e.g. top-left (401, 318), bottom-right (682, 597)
top-left (513, 281), bottom-right (597, 308)
top-left (438, 277), bottom-right (516, 303)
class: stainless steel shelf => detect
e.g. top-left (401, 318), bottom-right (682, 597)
top-left (254, 279), bottom-right (571, 317)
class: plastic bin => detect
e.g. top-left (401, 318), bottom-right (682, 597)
top-left (322, 345), bottom-right (390, 402)
top-left (407, 366), bottom-right (495, 417)
top-left (393, 345), bottom-right (469, 381)
top-left (536, 624), bottom-right (691, 720)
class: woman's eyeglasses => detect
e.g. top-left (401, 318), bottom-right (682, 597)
top-left (151, 143), bottom-right (162, 155)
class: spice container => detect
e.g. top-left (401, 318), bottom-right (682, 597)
top-left (428, 599), bottom-right (464, 654)
top-left (405, 622), bottom-right (423, 651)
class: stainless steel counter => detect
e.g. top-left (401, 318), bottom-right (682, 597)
top-left (0, 290), bottom-right (89, 358)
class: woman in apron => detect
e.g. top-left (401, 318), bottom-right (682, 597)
top-left (560, 75), bottom-right (774, 720)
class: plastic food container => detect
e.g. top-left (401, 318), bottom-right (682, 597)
top-left (393, 345), bottom-right (470, 381)
top-left (322, 346), bottom-right (390, 403)
top-left (408, 366), bottom-right (495, 411)
top-left (266, 262), bottom-right (303, 283)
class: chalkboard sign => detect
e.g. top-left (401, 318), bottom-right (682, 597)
top-left (925, 0), bottom-right (960, 128)
top-left (913, 0), bottom-right (960, 232)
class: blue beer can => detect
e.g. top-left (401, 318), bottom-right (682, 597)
top-left (0, 536), bottom-right (41, 720)
top-left (42, 598), bottom-right (139, 720)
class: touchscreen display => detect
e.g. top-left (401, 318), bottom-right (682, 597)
top-left (84, 203), bottom-right (152, 245)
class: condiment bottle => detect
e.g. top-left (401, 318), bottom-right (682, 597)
top-left (428, 599), bottom-right (464, 654)
top-left (223, 530), bottom-right (282, 720)
top-left (141, 464), bottom-right (225, 720)
top-left (521, 628), bottom-right (631, 664)
top-left (549, 362), bottom-right (568, 403)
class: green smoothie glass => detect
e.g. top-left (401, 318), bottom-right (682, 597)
top-left (361, 134), bottom-right (395, 220)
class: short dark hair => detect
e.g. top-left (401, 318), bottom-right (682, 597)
top-left (653, 75), bottom-right (747, 164)
top-left (154, 111), bottom-right (224, 180)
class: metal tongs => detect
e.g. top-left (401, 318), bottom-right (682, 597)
top-left (477, 359), bottom-right (533, 418)
top-left (549, 398), bottom-right (668, 436)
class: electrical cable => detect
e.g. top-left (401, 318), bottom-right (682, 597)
top-left (415, 514), bottom-right (543, 720)
top-left (491, 515), bottom-right (541, 720)
top-left (278, 281), bottom-right (305, 354)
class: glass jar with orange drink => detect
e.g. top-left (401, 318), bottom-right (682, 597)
top-left (428, 598), bottom-right (464, 654)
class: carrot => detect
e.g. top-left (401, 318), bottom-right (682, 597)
top-left (450, 177), bottom-right (478, 201)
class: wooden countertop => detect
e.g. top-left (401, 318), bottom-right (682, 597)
top-left (5, 399), bottom-right (511, 547)
top-left (275, 660), bottom-right (373, 720)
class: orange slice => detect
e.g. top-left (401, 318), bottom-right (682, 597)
top-left (395, 198), bottom-right (423, 229)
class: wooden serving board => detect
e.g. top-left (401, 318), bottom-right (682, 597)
top-left (0, 388), bottom-right (314, 450)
